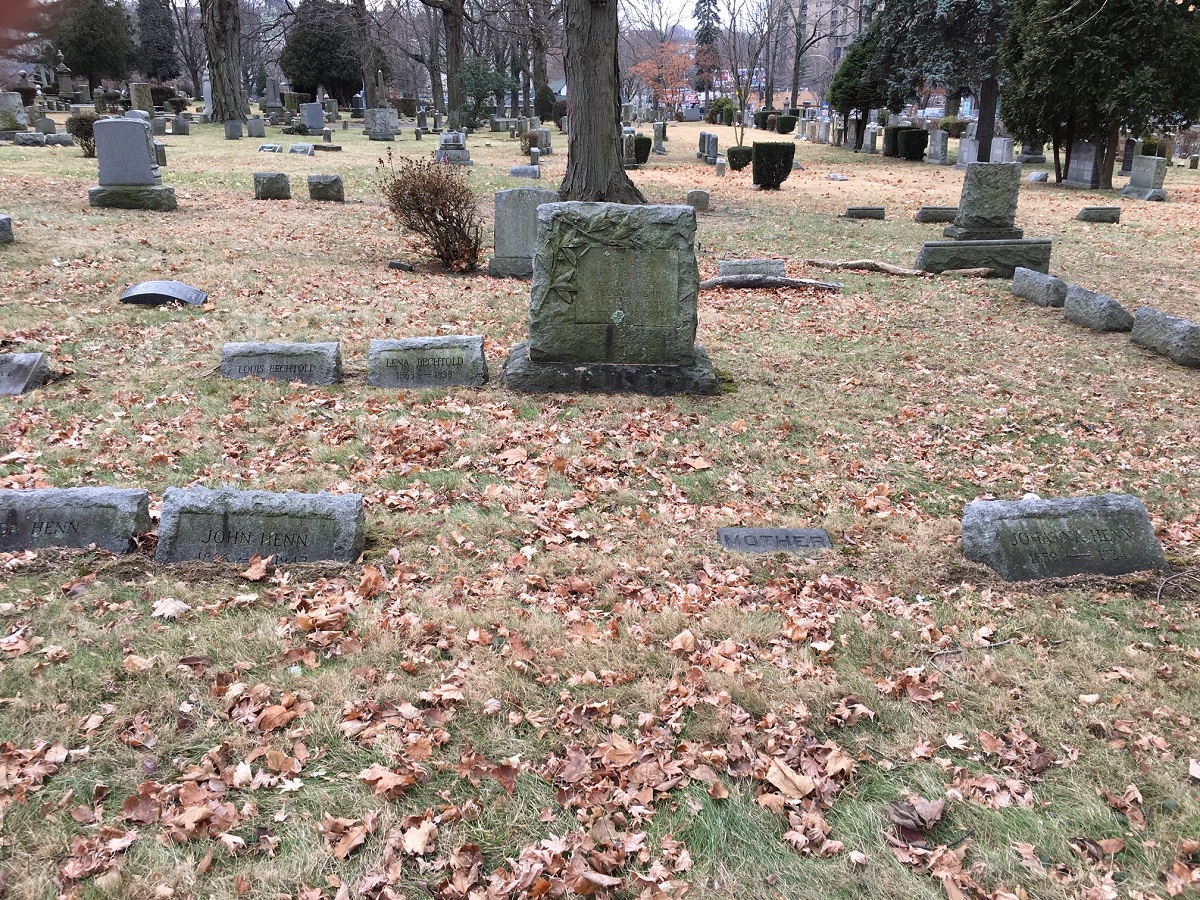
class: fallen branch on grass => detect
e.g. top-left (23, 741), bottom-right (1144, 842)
top-left (803, 258), bottom-right (929, 277)
top-left (699, 274), bottom-right (842, 292)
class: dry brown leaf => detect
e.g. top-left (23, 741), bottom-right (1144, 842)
top-left (240, 553), bottom-right (273, 581)
top-left (765, 758), bottom-right (815, 799)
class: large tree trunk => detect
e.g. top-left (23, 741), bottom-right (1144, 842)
top-left (351, 0), bottom-right (377, 108)
top-left (199, 0), bottom-right (247, 121)
top-left (427, 8), bottom-right (444, 112)
top-left (443, 0), bottom-right (465, 111)
top-left (530, 0), bottom-right (551, 91)
top-left (559, 0), bottom-right (644, 202)
top-left (944, 90), bottom-right (961, 118)
top-left (974, 75), bottom-right (998, 164)
top-left (1100, 124), bottom-right (1120, 190)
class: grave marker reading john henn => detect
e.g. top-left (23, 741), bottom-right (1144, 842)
top-left (962, 494), bottom-right (1166, 581)
top-left (155, 487), bottom-right (365, 564)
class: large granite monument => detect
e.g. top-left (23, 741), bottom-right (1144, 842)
top-left (88, 118), bottom-right (177, 211)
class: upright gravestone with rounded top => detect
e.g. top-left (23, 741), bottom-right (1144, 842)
top-left (88, 118), bottom-right (177, 211)
top-left (501, 202), bottom-right (719, 395)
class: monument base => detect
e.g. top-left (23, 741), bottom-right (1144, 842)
top-left (487, 256), bottom-right (533, 278)
top-left (88, 184), bottom-right (177, 211)
top-left (1016, 153), bottom-right (1046, 164)
top-left (501, 342), bottom-right (720, 396)
top-left (942, 225), bottom-right (1024, 240)
top-left (1119, 186), bottom-right (1166, 201)
top-left (914, 238), bottom-right (1052, 278)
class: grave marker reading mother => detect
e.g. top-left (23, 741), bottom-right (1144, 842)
top-left (718, 527), bottom-right (832, 555)
top-left (155, 487), bottom-right (365, 564)
top-left (0, 488), bottom-right (150, 553)
top-left (962, 494), bottom-right (1166, 581)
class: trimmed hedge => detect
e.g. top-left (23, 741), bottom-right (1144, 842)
top-left (752, 141), bottom-right (794, 189)
top-left (775, 114), bottom-right (798, 135)
top-left (882, 124), bottom-right (904, 157)
top-left (707, 97), bottom-right (736, 125)
top-left (726, 145), bottom-right (752, 171)
top-left (753, 110), bottom-right (771, 129)
top-left (897, 127), bottom-right (928, 161)
top-left (939, 116), bottom-right (968, 138)
top-left (635, 134), bottom-right (652, 164)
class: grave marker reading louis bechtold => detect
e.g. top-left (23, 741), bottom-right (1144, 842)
top-left (961, 494), bottom-right (1166, 581)
top-left (155, 487), bottom-right (365, 564)
top-left (0, 488), bottom-right (150, 553)
top-left (221, 342), bottom-right (342, 385)
top-left (718, 527), bottom-right (833, 556)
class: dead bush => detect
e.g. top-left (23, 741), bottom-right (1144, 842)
top-left (378, 150), bottom-right (482, 272)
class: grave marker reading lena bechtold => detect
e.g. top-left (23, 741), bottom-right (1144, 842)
top-left (0, 488), bottom-right (150, 553)
top-left (961, 494), bottom-right (1166, 581)
top-left (367, 336), bottom-right (487, 388)
top-left (717, 527), bottom-right (833, 555)
top-left (154, 487), bottom-right (365, 564)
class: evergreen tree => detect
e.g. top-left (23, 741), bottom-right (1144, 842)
top-left (49, 0), bottom-right (135, 88)
top-left (136, 0), bottom-right (179, 82)
top-left (279, 0), bottom-right (367, 102)
top-left (693, 0), bottom-right (719, 94)
top-left (828, 26), bottom-right (887, 149)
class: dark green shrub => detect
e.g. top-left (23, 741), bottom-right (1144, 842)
top-left (1140, 135), bottom-right (1159, 155)
top-left (882, 124), bottom-right (904, 157)
top-left (722, 107), bottom-right (734, 126)
top-left (707, 96), bottom-right (736, 125)
top-left (635, 134), bottom-right (652, 164)
top-left (776, 114), bottom-right (798, 135)
top-left (752, 141), bottom-right (794, 188)
top-left (938, 115), bottom-right (968, 138)
top-left (766, 113), bottom-right (778, 131)
top-left (753, 110), bottom-right (771, 129)
top-left (552, 99), bottom-right (567, 128)
top-left (65, 112), bottom-right (100, 158)
top-left (534, 83), bottom-right (556, 122)
top-left (150, 86), bottom-right (175, 108)
top-left (897, 127), bottom-right (928, 160)
top-left (726, 145), bottom-right (752, 170)
top-left (378, 150), bottom-right (482, 272)
top-left (15, 86), bottom-right (37, 106)
top-left (166, 97), bottom-right (189, 115)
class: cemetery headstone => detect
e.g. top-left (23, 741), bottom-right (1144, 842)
top-left (622, 132), bottom-right (638, 169)
top-left (151, 116), bottom-right (166, 135)
top-left (1130, 308), bottom-right (1200, 367)
top-left (129, 82), bottom-right (153, 114)
top-left (1064, 141), bottom-right (1100, 188)
top-left (944, 163), bottom-right (1023, 240)
top-left (258, 143), bottom-right (283, 153)
top-left (224, 119), bottom-right (243, 140)
top-left (221, 342), bottom-right (343, 384)
top-left (124, 109), bottom-right (150, 122)
top-left (926, 129), bottom-right (949, 165)
top-left (155, 487), bottom-right (365, 564)
top-left (686, 190), bottom-right (709, 212)
top-left (119, 280), bottom-right (207, 307)
top-left (843, 206), bottom-right (885, 220)
top-left (489, 187), bottom-right (559, 277)
top-left (653, 122), bottom-right (666, 155)
top-left (154, 141), bottom-right (167, 166)
top-left (955, 137), bottom-right (979, 168)
top-left (0, 215), bottom-right (12, 244)
top-left (1075, 206), bottom-right (1120, 223)
top-left (308, 175), bottom-right (344, 202)
top-left (45, 133), bottom-right (74, 148)
top-left (34, 117), bottom-right (55, 135)
top-left (1016, 140), bottom-right (1046, 163)
top-left (288, 143), bottom-right (315, 156)
top-left (1120, 156), bottom-right (1168, 201)
top-left (1011, 267), bottom-right (1067, 307)
top-left (962, 494), bottom-right (1166, 581)
top-left (301, 102), bottom-right (324, 132)
top-left (0, 487), bottom-right (150, 554)
top-left (1063, 285), bottom-right (1134, 332)
top-left (914, 239), bottom-right (1052, 277)
top-left (0, 352), bottom-right (49, 395)
top-left (705, 133), bottom-right (718, 164)
top-left (88, 117), bottom-right (176, 211)
top-left (914, 206), bottom-right (958, 223)
top-left (715, 157), bottom-right (726, 177)
top-left (990, 136), bottom-right (1014, 163)
top-left (247, 116), bottom-right (266, 138)
top-left (172, 114), bottom-right (190, 135)
top-left (367, 336), bottom-right (488, 388)
top-left (0, 92), bottom-right (31, 131)
top-left (717, 259), bottom-right (786, 277)
top-left (508, 165), bottom-right (540, 178)
top-left (1026, 171), bottom-right (1049, 183)
top-left (254, 172), bottom-right (291, 200)
top-left (501, 202), bottom-right (719, 395)
top-left (434, 130), bottom-right (471, 164)
top-left (717, 527), bottom-right (832, 556)
top-left (13, 133), bottom-right (45, 147)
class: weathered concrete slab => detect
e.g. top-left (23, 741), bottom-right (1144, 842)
top-left (0, 487), bottom-right (150, 553)
top-left (914, 238), bottom-right (1052, 278)
top-left (367, 336), bottom-right (487, 388)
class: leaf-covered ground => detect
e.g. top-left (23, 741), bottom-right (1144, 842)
top-left (1, 122), bottom-right (1198, 900)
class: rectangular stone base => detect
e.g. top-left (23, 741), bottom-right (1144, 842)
top-left (942, 225), bottom-right (1024, 240)
top-left (1119, 186), bottom-right (1166, 201)
top-left (914, 206), bottom-right (958, 224)
top-left (501, 341), bottom-right (720, 396)
top-left (914, 238), bottom-right (1052, 278)
top-left (488, 255), bottom-right (533, 278)
top-left (88, 184), bottom-right (177, 211)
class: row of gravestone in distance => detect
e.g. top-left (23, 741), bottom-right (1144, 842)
top-left (0, 487), bottom-right (1167, 580)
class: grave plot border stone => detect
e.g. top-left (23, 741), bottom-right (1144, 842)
top-left (717, 258), bottom-right (786, 277)
top-left (962, 493), bottom-right (1167, 581)
top-left (1011, 267), bottom-right (1067, 308)
top-left (717, 527), bottom-right (833, 555)
top-left (154, 487), bottom-right (365, 564)
top-left (1130, 307), bottom-right (1200, 367)
top-left (0, 487), bottom-right (151, 554)
top-left (253, 172), bottom-right (291, 200)
top-left (843, 206), bottom-right (885, 220)
top-left (0, 352), bottom-right (50, 396)
top-left (367, 336), bottom-right (488, 389)
top-left (1063, 285), bottom-right (1134, 332)
top-left (220, 342), bottom-right (343, 385)
top-left (307, 174), bottom-right (344, 202)
top-left (0, 215), bottom-right (12, 244)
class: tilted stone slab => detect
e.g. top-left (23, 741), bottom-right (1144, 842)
top-left (367, 336), bottom-right (488, 388)
top-left (914, 206), bottom-right (958, 224)
top-left (1011, 267), bottom-right (1067, 308)
top-left (308, 174), bottom-right (344, 202)
top-left (717, 258), bottom-right (787, 278)
top-left (13, 132), bottom-right (46, 147)
top-left (717, 527), bottom-right (832, 556)
top-left (254, 172), bottom-right (291, 200)
top-left (489, 187), bottom-right (558, 278)
top-left (1064, 285), bottom-right (1133, 332)
top-left (962, 494), bottom-right (1166, 581)
top-left (288, 143), bottom-right (315, 155)
top-left (120, 280), bottom-right (208, 306)
top-left (1131, 307), bottom-right (1200, 367)
top-left (155, 487), bottom-right (364, 564)
top-left (0, 487), bottom-right (150, 553)
top-left (0, 352), bottom-right (49, 396)
top-left (221, 342), bottom-right (342, 385)
top-left (258, 144), bottom-right (283, 153)
top-left (914, 238), bottom-right (1052, 278)
top-left (0, 215), bottom-right (12, 244)
top-left (843, 206), bottom-right (885, 220)
top-left (1076, 206), bottom-right (1121, 223)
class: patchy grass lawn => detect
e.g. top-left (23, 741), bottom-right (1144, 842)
top-left (1, 118), bottom-right (1198, 900)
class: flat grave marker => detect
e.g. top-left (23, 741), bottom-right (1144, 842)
top-left (0, 488), bottom-right (150, 553)
top-left (120, 280), bottom-right (208, 306)
top-left (220, 342), bottom-right (342, 385)
top-left (367, 336), bottom-right (487, 389)
top-left (717, 527), bottom-right (833, 556)
top-left (0, 352), bottom-right (49, 396)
